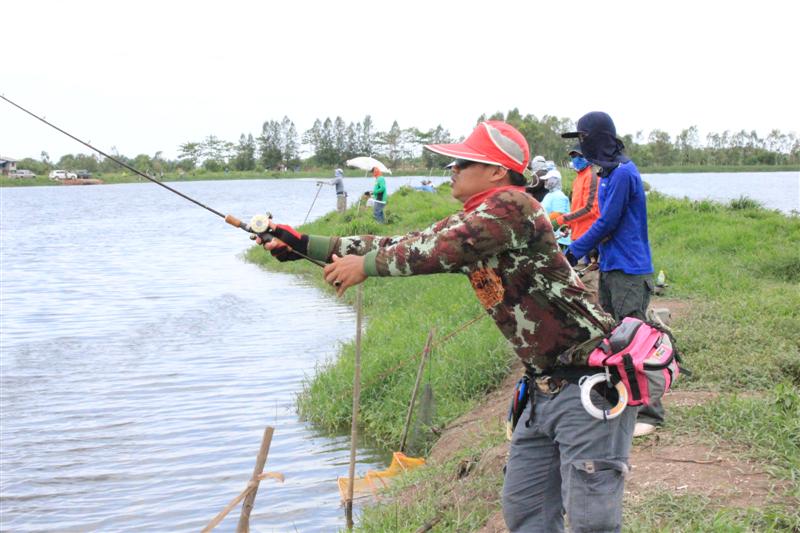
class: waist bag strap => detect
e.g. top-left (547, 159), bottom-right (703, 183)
top-left (622, 353), bottom-right (642, 402)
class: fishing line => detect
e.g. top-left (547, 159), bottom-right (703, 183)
top-left (1, 94), bottom-right (326, 268)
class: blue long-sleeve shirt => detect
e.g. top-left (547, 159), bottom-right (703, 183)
top-left (569, 161), bottom-right (653, 275)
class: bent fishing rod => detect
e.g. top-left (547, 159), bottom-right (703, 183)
top-left (1, 94), bottom-right (325, 268)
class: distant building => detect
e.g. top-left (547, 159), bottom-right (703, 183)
top-left (0, 156), bottom-right (18, 176)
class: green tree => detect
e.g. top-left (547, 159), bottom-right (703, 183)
top-left (648, 129), bottom-right (675, 165)
top-left (377, 120), bottom-right (411, 168)
top-left (410, 125), bottom-right (452, 168)
top-left (344, 122), bottom-right (359, 161)
top-left (359, 115), bottom-right (375, 156)
top-left (674, 126), bottom-right (700, 165)
top-left (258, 121), bottom-right (283, 169)
top-left (315, 118), bottom-right (338, 165)
top-left (16, 157), bottom-right (49, 175)
top-left (280, 117), bottom-right (299, 168)
top-left (131, 154), bottom-right (153, 173)
top-left (333, 116), bottom-right (347, 163)
top-left (178, 142), bottom-right (202, 169)
top-left (232, 134), bottom-right (256, 171)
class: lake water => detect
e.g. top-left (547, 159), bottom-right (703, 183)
top-left (0, 171), bottom-right (791, 531)
top-left (642, 171), bottom-right (799, 214)
top-left (0, 176), bottom-right (446, 532)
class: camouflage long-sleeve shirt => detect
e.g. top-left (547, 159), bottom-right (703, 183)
top-left (306, 186), bottom-right (616, 371)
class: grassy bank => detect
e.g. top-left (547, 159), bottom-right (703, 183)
top-left (247, 186), bottom-right (799, 530)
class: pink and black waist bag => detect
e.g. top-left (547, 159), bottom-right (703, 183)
top-left (587, 317), bottom-right (687, 406)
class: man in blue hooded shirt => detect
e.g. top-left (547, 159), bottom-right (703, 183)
top-left (563, 112), bottom-right (662, 436)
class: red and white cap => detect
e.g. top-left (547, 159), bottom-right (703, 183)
top-left (424, 121), bottom-right (530, 174)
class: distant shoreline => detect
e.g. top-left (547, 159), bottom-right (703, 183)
top-left (2, 164), bottom-right (797, 187)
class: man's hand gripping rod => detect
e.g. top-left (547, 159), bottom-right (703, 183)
top-left (224, 213), bottom-right (328, 269)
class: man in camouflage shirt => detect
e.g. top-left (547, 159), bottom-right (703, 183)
top-left (260, 121), bottom-right (636, 533)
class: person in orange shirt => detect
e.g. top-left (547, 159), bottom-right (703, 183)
top-left (553, 146), bottom-right (600, 240)
top-left (554, 146), bottom-right (601, 299)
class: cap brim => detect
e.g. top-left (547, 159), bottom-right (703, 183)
top-left (424, 143), bottom-right (503, 167)
top-left (561, 131), bottom-right (584, 139)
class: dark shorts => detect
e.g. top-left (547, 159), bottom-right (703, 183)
top-left (599, 270), bottom-right (653, 322)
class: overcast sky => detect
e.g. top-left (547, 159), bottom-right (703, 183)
top-left (2, 0), bottom-right (798, 161)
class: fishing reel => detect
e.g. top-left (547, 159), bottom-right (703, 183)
top-left (247, 212), bottom-right (273, 242)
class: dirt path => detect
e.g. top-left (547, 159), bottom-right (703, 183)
top-left (442, 385), bottom-right (783, 533)
top-left (421, 298), bottom-right (785, 532)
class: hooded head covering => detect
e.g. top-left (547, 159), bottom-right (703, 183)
top-left (529, 156), bottom-right (549, 179)
top-left (562, 111), bottom-right (629, 170)
top-left (334, 168), bottom-right (344, 177)
top-left (544, 169), bottom-right (562, 191)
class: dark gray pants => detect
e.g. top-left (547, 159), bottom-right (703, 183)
top-left (502, 384), bottom-right (636, 532)
top-left (599, 270), bottom-right (663, 426)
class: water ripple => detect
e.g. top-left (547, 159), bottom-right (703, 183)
top-left (0, 180), bottom-right (401, 531)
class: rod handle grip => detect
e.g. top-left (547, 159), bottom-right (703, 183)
top-left (225, 214), bottom-right (248, 230)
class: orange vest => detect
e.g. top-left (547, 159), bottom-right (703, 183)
top-left (557, 166), bottom-right (600, 240)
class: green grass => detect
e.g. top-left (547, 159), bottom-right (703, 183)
top-left (247, 184), bottom-right (800, 530)
top-left (355, 429), bottom-right (507, 532)
top-left (646, 191), bottom-right (800, 389)
top-left (624, 492), bottom-right (800, 532)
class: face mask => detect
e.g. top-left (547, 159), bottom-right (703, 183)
top-left (571, 156), bottom-right (589, 171)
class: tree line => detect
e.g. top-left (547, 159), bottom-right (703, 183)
top-left (15, 109), bottom-right (800, 175)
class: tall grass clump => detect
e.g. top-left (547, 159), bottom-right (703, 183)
top-left (647, 192), bottom-right (800, 389)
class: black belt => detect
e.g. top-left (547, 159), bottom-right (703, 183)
top-left (524, 364), bottom-right (594, 383)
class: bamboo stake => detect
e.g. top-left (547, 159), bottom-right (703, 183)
top-left (202, 472), bottom-right (284, 533)
top-left (399, 329), bottom-right (435, 453)
top-left (203, 483), bottom-right (255, 533)
top-left (345, 285), bottom-right (364, 530)
top-left (236, 426), bottom-right (275, 532)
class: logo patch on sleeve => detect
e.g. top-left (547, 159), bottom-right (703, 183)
top-left (469, 268), bottom-right (505, 309)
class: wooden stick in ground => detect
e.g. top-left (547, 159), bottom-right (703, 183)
top-left (236, 426), bottom-right (275, 533)
top-left (400, 329), bottom-right (435, 453)
top-left (345, 284), bottom-right (364, 530)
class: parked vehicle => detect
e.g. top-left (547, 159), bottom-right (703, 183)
top-left (76, 170), bottom-right (92, 179)
top-left (11, 169), bottom-right (37, 178)
top-left (49, 170), bottom-right (78, 180)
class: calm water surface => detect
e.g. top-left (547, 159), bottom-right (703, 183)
top-left (642, 171), bottom-right (799, 213)
top-left (0, 176), bottom-right (443, 532)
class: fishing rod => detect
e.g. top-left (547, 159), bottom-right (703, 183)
top-left (1, 94), bottom-right (326, 268)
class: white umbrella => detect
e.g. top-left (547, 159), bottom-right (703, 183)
top-left (346, 156), bottom-right (392, 175)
